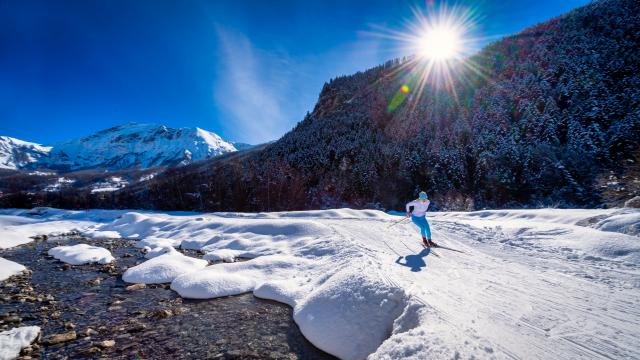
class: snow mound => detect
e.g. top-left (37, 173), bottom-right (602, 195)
top-left (171, 271), bottom-right (255, 299)
top-left (134, 237), bottom-right (181, 249)
top-left (122, 252), bottom-right (208, 284)
top-left (48, 244), bottom-right (114, 265)
top-left (595, 212), bottom-right (640, 236)
top-left (143, 246), bottom-right (177, 259)
top-left (0, 326), bottom-right (40, 360)
top-left (83, 230), bottom-right (122, 239)
top-left (202, 249), bottom-right (257, 262)
top-left (293, 270), bottom-right (408, 360)
top-left (0, 258), bottom-right (26, 281)
top-left (171, 255), bottom-right (313, 299)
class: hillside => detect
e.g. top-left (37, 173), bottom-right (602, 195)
top-left (3, 0), bottom-right (639, 211)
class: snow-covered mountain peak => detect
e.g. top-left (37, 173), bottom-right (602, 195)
top-left (2, 123), bottom-right (239, 171)
top-left (45, 123), bottom-right (238, 170)
top-left (0, 136), bottom-right (51, 170)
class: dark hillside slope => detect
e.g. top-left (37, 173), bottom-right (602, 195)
top-left (3, 0), bottom-right (638, 211)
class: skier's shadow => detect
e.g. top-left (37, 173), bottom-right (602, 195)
top-left (395, 248), bottom-right (431, 272)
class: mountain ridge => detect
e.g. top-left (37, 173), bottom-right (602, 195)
top-left (0, 123), bottom-right (239, 172)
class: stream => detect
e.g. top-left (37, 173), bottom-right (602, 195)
top-left (0, 235), bottom-right (335, 359)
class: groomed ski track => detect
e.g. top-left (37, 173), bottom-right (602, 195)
top-left (317, 213), bottom-right (639, 359)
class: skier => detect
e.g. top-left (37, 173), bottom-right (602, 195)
top-left (406, 191), bottom-right (437, 247)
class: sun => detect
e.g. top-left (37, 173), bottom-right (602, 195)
top-left (416, 25), bottom-right (462, 60)
top-left (363, 2), bottom-right (483, 108)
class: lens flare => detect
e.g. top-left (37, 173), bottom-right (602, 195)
top-left (363, 2), bottom-right (486, 111)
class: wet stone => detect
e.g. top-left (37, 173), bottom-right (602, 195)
top-left (44, 331), bottom-right (77, 345)
top-left (79, 328), bottom-right (98, 337)
top-left (151, 309), bottom-right (173, 319)
top-left (125, 283), bottom-right (146, 291)
top-left (0, 236), bottom-right (335, 359)
top-left (97, 339), bottom-right (115, 348)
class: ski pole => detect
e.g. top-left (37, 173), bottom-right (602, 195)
top-left (388, 217), bottom-right (410, 228)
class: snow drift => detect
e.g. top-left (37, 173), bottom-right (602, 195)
top-left (48, 244), bottom-right (114, 265)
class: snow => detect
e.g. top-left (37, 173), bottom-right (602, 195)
top-left (134, 236), bottom-right (181, 249)
top-left (43, 177), bottom-right (76, 192)
top-left (293, 270), bottom-right (408, 360)
top-left (48, 244), bottom-right (115, 265)
top-left (1, 123), bottom-right (237, 171)
top-left (90, 176), bottom-right (128, 193)
top-left (202, 249), bottom-right (257, 262)
top-left (0, 326), bottom-right (40, 360)
top-left (44, 123), bottom-right (237, 170)
top-left (0, 258), bottom-right (26, 281)
top-left (143, 245), bottom-right (177, 259)
top-left (0, 136), bottom-right (51, 170)
top-left (27, 171), bottom-right (55, 176)
top-left (1, 207), bottom-right (639, 359)
top-left (122, 252), bottom-right (208, 284)
top-left (138, 172), bottom-right (158, 182)
top-left (171, 255), bottom-right (314, 299)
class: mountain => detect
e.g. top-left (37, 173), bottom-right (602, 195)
top-left (0, 136), bottom-right (51, 170)
top-left (230, 142), bottom-right (255, 151)
top-left (2, 0), bottom-right (639, 211)
top-left (1, 123), bottom-right (237, 171)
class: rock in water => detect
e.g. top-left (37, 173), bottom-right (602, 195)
top-left (125, 283), bottom-right (146, 291)
top-left (44, 331), bottom-right (76, 345)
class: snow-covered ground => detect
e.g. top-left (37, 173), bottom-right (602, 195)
top-left (0, 207), bottom-right (638, 359)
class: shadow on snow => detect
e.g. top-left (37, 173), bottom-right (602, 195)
top-left (395, 248), bottom-right (431, 272)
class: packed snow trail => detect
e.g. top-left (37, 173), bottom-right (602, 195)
top-left (0, 208), bottom-right (639, 359)
top-left (324, 215), bottom-right (640, 359)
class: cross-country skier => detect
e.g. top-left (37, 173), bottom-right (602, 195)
top-left (406, 191), bottom-right (437, 247)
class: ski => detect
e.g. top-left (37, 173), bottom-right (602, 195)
top-left (421, 243), bottom-right (440, 257)
top-left (433, 245), bottom-right (466, 254)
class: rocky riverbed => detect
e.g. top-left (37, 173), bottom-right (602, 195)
top-left (0, 235), bottom-right (335, 359)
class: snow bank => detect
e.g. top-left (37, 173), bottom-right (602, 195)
top-left (171, 253), bottom-right (410, 360)
top-left (0, 258), bottom-right (26, 281)
top-left (122, 252), bottom-right (208, 284)
top-left (48, 244), bottom-right (114, 265)
top-left (294, 271), bottom-right (408, 360)
top-left (0, 326), bottom-right (40, 360)
top-left (171, 255), bottom-right (313, 299)
top-left (0, 208), bottom-right (130, 249)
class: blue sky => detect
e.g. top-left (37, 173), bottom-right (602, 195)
top-left (0, 0), bottom-right (590, 145)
